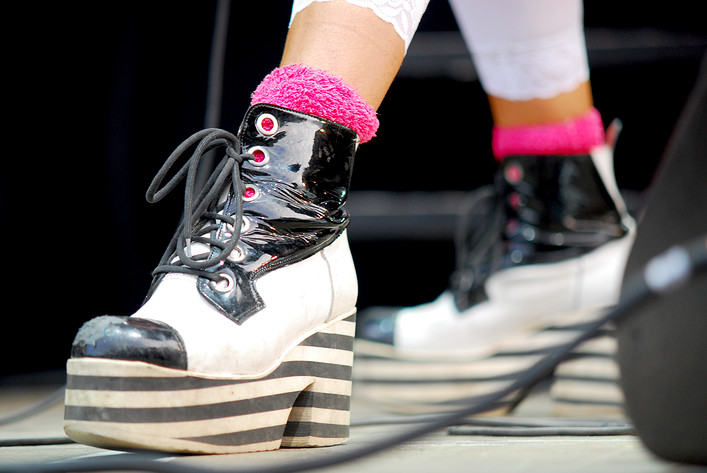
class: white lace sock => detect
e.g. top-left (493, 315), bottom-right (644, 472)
top-left (290, 0), bottom-right (430, 51)
top-left (448, 0), bottom-right (589, 100)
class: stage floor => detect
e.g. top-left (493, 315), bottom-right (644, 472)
top-left (1, 378), bottom-right (704, 473)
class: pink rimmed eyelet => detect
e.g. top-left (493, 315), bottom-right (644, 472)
top-left (243, 185), bottom-right (260, 201)
top-left (504, 162), bottom-right (523, 184)
top-left (255, 113), bottom-right (278, 136)
top-left (248, 146), bottom-right (270, 167)
top-left (508, 192), bottom-right (525, 209)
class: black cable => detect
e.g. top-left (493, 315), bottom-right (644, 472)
top-left (194, 0), bottom-right (231, 195)
top-left (353, 413), bottom-right (635, 436)
top-left (0, 387), bottom-right (65, 426)
top-left (0, 437), bottom-right (75, 447)
top-left (1, 235), bottom-right (704, 473)
top-left (447, 425), bottom-right (634, 437)
top-left (451, 416), bottom-right (631, 429)
top-left (447, 417), bottom-right (635, 437)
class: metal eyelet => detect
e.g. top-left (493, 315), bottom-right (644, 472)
top-left (241, 217), bottom-right (251, 233)
top-left (227, 245), bottom-right (246, 263)
top-left (551, 232), bottom-right (565, 246)
top-left (224, 216), bottom-right (250, 234)
top-left (255, 113), bottom-right (278, 136)
top-left (212, 273), bottom-right (235, 293)
top-left (243, 184), bottom-right (260, 202)
top-left (510, 249), bottom-right (524, 264)
top-left (521, 225), bottom-right (536, 242)
top-left (248, 146), bottom-right (270, 167)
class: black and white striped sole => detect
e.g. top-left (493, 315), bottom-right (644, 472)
top-left (550, 329), bottom-right (625, 417)
top-left (352, 308), bottom-right (624, 417)
top-left (63, 312), bottom-right (356, 454)
top-left (352, 339), bottom-right (548, 416)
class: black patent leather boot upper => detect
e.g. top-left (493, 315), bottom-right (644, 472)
top-left (157, 104), bottom-right (359, 325)
top-left (451, 152), bottom-right (630, 311)
top-left (71, 104), bottom-right (359, 368)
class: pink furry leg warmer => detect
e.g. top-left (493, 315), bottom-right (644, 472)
top-left (492, 107), bottom-right (605, 160)
top-left (250, 64), bottom-right (379, 143)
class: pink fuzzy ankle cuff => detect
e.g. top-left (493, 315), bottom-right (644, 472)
top-left (251, 64), bottom-right (379, 143)
top-left (492, 108), bottom-right (605, 159)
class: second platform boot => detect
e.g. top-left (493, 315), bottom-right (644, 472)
top-left (354, 126), bottom-right (635, 415)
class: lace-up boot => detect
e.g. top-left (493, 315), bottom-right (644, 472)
top-left (354, 129), bottom-right (634, 415)
top-left (64, 104), bottom-right (359, 454)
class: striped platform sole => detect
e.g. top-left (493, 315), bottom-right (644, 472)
top-left (550, 328), bottom-right (625, 417)
top-left (352, 345), bottom-right (529, 415)
top-left (352, 308), bottom-right (620, 416)
top-left (64, 312), bottom-right (356, 454)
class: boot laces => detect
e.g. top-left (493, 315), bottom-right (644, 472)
top-left (145, 128), bottom-right (252, 284)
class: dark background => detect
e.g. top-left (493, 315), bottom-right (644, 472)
top-left (3, 1), bottom-right (705, 378)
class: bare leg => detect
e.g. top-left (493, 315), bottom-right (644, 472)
top-left (488, 81), bottom-right (594, 127)
top-left (281, 0), bottom-right (406, 110)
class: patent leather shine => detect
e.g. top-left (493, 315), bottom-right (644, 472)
top-left (452, 153), bottom-right (628, 312)
top-left (193, 105), bottom-right (359, 323)
top-left (70, 316), bottom-right (187, 369)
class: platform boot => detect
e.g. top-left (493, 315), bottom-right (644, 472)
top-left (64, 104), bottom-right (360, 454)
top-left (354, 123), bottom-right (635, 415)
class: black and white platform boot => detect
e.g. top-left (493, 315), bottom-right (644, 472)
top-left (354, 123), bottom-right (635, 415)
top-left (64, 104), bottom-right (359, 454)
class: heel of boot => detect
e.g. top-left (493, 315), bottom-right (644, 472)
top-left (551, 332), bottom-right (625, 417)
top-left (282, 312), bottom-right (356, 447)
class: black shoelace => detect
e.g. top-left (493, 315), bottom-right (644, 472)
top-left (449, 186), bottom-right (505, 307)
top-left (145, 128), bottom-right (252, 284)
